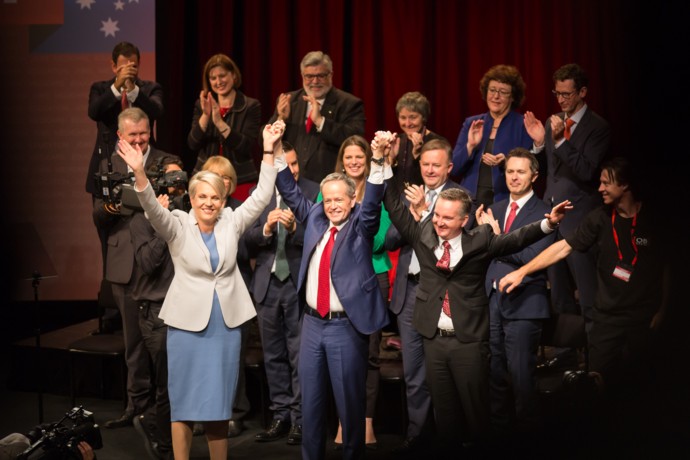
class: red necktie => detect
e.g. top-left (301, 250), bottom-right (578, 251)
top-left (317, 227), bottom-right (338, 317)
top-left (564, 117), bottom-right (575, 140)
top-left (305, 106), bottom-right (314, 133)
top-left (504, 202), bottom-right (519, 233)
top-left (121, 89), bottom-right (128, 111)
top-left (436, 241), bottom-right (452, 317)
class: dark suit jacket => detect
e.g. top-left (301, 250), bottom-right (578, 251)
top-left (87, 78), bottom-right (164, 194)
top-left (276, 168), bottom-right (388, 335)
top-left (543, 107), bottom-right (610, 236)
top-left (269, 87), bottom-right (365, 183)
top-left (93, 147), bottom-right (171, 284)
top-left (187, 91), bottom-right (261, 184)
top-left (485, 194), bottom-right (554, 320)
top-left (385, 180), bottom-right (473, 315)
top-left (245, 178), bottom-right (320, 303)
top-left (384, 179), bottom-right (551, 342)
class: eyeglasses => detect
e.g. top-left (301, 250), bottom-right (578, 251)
top-left (302, 72), bottom-right (331, 81)
top-left (487, 88), bottom-right (511, 98)
top-left (552, 90), bottom-right (577, 99)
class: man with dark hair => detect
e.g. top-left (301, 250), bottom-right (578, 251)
top-left (384, 138), bottom-right (473, 454)
top-left (374, 130), bottom-right (569, 454)
top-left (88, 41), bottom-right (164, 274)
top-left (500, 157), bottom-right (669, 420)
top-left (524, 63), bottom-right (610, 355)
top-left (244, 142), bottom-right (319, 446)
top-left (269, 51), bottom-right (365, 182)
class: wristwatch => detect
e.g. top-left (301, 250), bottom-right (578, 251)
top-left (371, 156), bottom-right (385, 166)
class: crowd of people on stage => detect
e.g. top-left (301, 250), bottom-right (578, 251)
top-left (86, 41), bottom-right (669, 460)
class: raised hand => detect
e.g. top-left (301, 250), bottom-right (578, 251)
top-left (200, 91), bottom-right (212, 117)
top-left (116, 139), bottom-right (144, 173)
top-left (545, 199), bottom-right (573, 227)
top-left (277, 93), bottom-right (291, 120)
top-left (475, 204), bottom-right (500, 235)
top-left (467, 119), bottom-right (484, 153)
top-left (523, 111), bottom-right (545, 146)
top-left (549, 115), bottom-right (566, 142)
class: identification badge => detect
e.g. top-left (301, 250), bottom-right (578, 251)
top-left (612, 262), bottom-right (633, 282)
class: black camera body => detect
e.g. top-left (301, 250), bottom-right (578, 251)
top-left (94, 170), bottom-right (133, 204)
top-left (18, 407), bottom-right (103, 460)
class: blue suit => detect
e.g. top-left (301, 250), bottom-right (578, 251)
top-left (276, 167), bottom-right (388, 460)
top-left (451, 110), bottom-right (533, 203)
top-left (244, 179), bottom-right (319, 426)
top-left (486, 194), bottom-right (554, 433)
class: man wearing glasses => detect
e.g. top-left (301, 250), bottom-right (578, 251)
top-left (270, 51), bottom-right (365, 182)
top-left (524, 63), bottom-right (610, 362)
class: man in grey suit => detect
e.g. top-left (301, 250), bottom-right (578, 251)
top-left (525, 63), bottom-right (610, 344)
top-left (373, 131), bottom-right (570, 454)
top-left (93, 107), bottom-right (171, 428)
top-left (269, 51), bottom-right (365, 183)
top-left (244, 142), bottom-right (319, 446)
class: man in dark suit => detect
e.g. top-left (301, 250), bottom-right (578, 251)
top-left (269, 50), bottom-right (365, 183)
top-left (525, 63), bottom-right (609, 342)
top-left (275, 150), bottom-right (389, 459)
top-left (244, 142), bottom-right (319, 446)
top-left (93, 108), bottom-right (171, 429)
top-left (384, 139), bottom-right (473, 454)
top-left (374, 131), bottom-right (569, 454)
top-left (485, 148), bottom-right (555, 441)
top-left (88, 41), bottom-right (164, 272)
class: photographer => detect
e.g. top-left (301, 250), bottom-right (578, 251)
top-left (128, 156), bottom-right (187, 459)
top-left (93, 107), bottom-right (174, 429)
top-left (4, 408), bottom-right (101, 460)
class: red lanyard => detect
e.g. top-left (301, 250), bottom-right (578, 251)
top-left (611, 209), bottom-right (638, 266)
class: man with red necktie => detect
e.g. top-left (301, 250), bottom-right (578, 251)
top-left (374, 131), bottom-right (570, 455)
top-left (274, 143), bottom-right (388, 459)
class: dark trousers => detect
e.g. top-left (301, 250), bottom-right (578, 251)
top-left (138, 302), bottom-right (171, 453)
top-left (300, 314), bottom-right (368, 460)
top-left (424, 335), bottom-right (490, 449)
top-left (488, 294), bottom-right (543, 434)
top-left (397, 278), bottom-right (432, 437)
top-left (111, 282), bottom-right (152, 414)
top-left (256, 275), bottom-right (302, 424)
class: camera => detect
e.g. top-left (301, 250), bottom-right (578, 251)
top-left (18, 407), bottom-right (103, 460)
top-left (150, 165), bottom-right (191, 213)
top-left (93, 170), bottom-right (133, 204)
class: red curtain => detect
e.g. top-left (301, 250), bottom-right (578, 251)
top-left (156, 0), bottom-right (647, 173)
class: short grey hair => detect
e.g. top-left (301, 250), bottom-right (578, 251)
top-left (300, 51), bottom-right (333, 73)
top-left (395, 91), bottom-right (430, 124)
top-left (189, 170), bottom-right (227, 201)
top-left (320, 172), bottom-right (356, 199)
top-left (118, 107), bottom-right (149, 131)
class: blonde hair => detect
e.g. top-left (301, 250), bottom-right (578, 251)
top-left (201, 156), bottom-right (237, 196)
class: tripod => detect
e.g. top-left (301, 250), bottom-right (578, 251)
top-left (12, 223), bottom-right (57, 424)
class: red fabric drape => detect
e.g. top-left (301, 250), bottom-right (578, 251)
top-left (156, 0), bottom-right (641, 175)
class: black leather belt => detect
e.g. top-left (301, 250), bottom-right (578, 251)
top-left (437, 328), bottom-right (456, 337)
top-left (304, 307), bottom-right (348, 320)
top-left (407, 273), bottom-right (420, 282)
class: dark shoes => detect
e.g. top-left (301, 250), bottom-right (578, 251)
top-left (133, 415), bottom-right (163, 460)
top-left (255, 419), bottom-right (291, 442)
top-left (392, 435), bottom-right (424, 454)
top-left (227, 419), bottom-right (246, 438)
top-left (286, 424), bottom-right (302, 445)
top-left (104, 411), bottom-right (135, 429)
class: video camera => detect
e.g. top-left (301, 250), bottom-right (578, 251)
top-left (119, 158), bottom-right (192, 214)
top-left (18, 407), bottom-right (103, 460)
top-left (94, 170), bottom-right (133, 204)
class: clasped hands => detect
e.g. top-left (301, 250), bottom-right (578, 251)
top-left (262, 119), bottom-right (286, 155)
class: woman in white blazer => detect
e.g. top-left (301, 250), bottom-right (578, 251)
top-left (117, 121), bottom-right (285, 460)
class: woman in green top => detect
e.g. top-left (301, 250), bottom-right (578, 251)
top-left (318, 135), bottom-right (391, 450)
